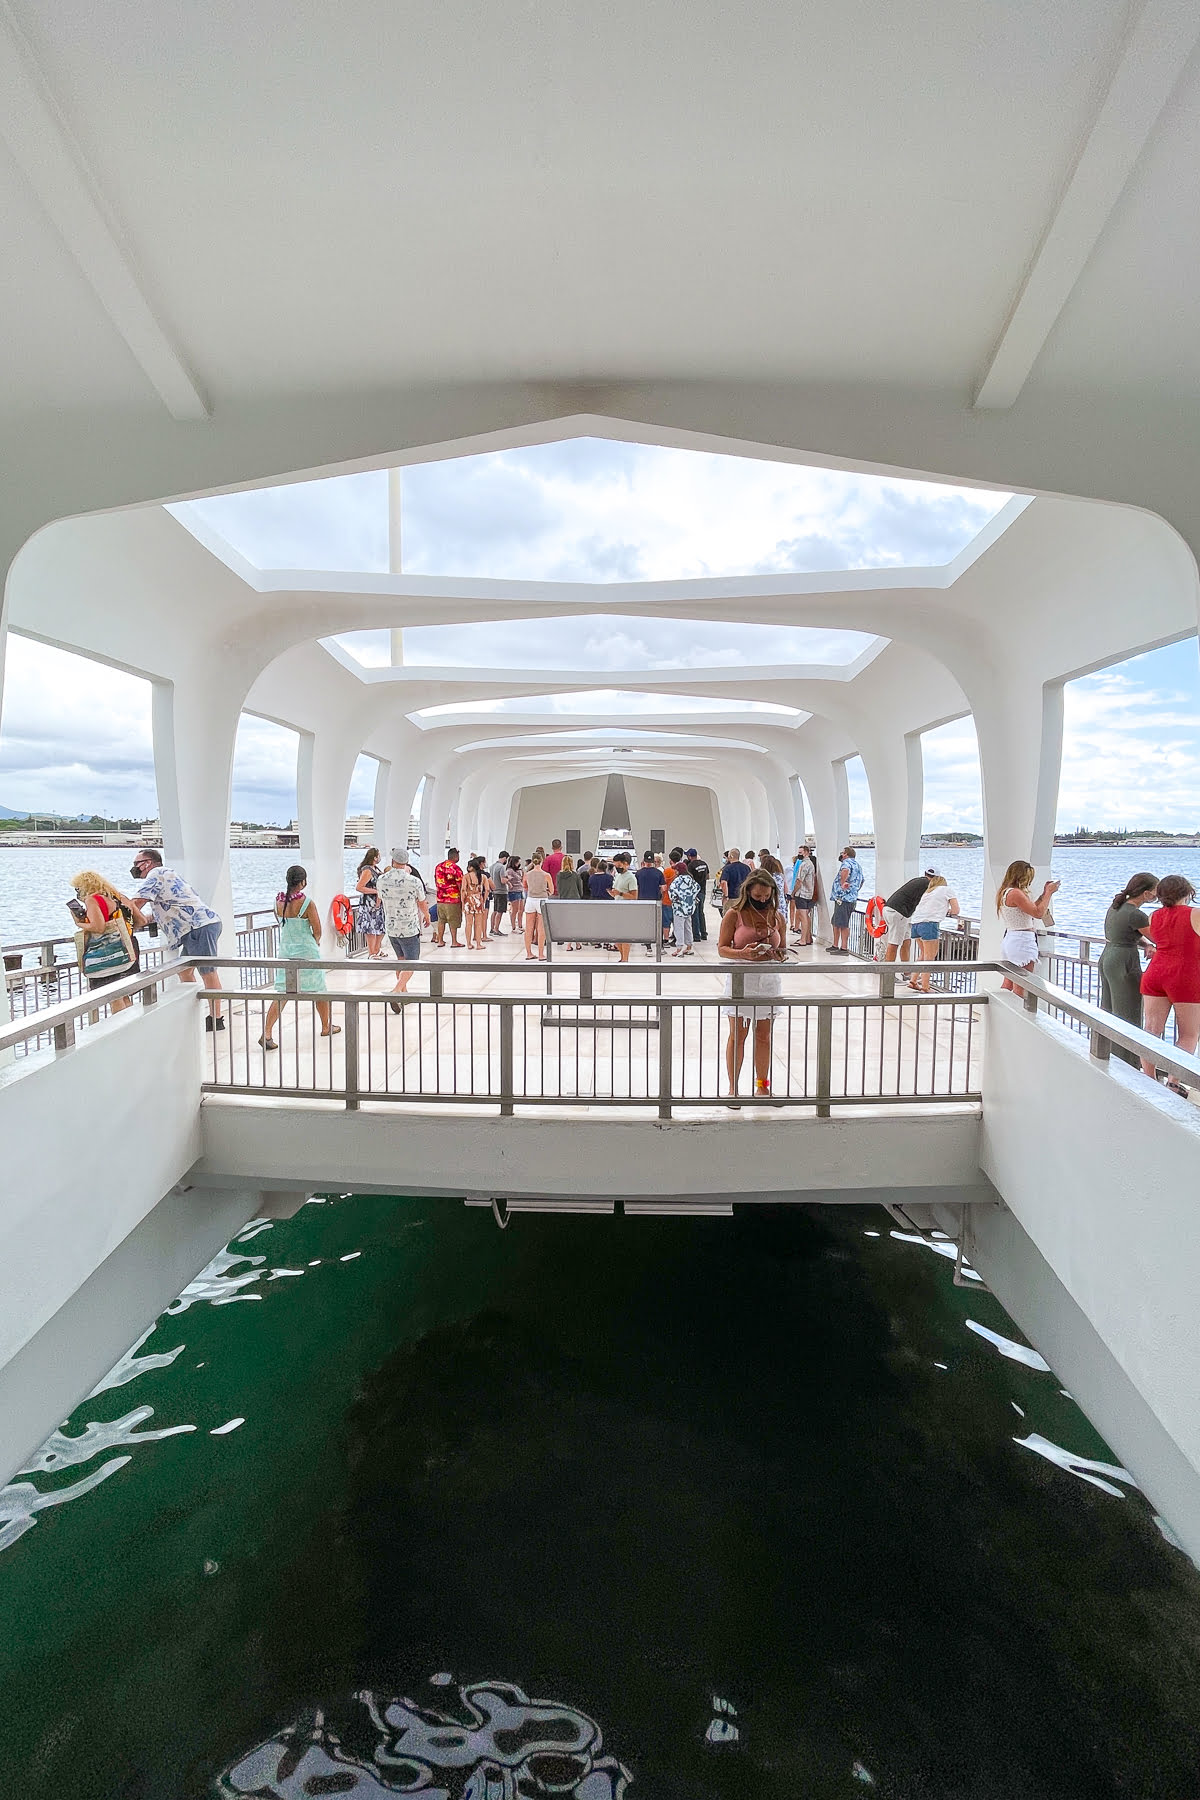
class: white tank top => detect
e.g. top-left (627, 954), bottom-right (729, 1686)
top-left (999, 896), bottom-right (1035, 930)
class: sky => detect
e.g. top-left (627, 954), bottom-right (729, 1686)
top-left (0, 440), bottom-right (1197, 829)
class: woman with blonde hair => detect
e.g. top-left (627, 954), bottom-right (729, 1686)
top-left (904, 872), bottom-right (960, 992)
top-left (68, 871), bottom-right (139, 1011)
top-left (996, 859), bottom-right (1060, 993)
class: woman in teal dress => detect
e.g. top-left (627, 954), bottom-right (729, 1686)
top-left (258, 865), bottom-right (340, 1050)
top-left (1098, 872), bottom-right (1157, 1065)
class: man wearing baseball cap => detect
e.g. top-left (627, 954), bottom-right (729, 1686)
top-left (377, 847), bottom-right (430, 1008)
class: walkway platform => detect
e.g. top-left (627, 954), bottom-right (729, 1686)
top-left (199, 931), bottom-right (985, 1115)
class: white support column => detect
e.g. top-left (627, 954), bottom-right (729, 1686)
top-left (388, 468), bottom-right (404, 668)
top-left (153, 667), bottom-right (240, 938)
top-left (788, 774), bottom-right (808, 850)
top-left (859, 729), bottom-right (923, 899)
top-left (419, 762), bottom-right (455, 865)
top-left (296, 730), bottom-right (360, 933)
top-left (976, 678), bottom-right (1065, 956)
top-left (796, 755), bottom-right (846, 944)
top-left (372, 757), bottom-right (392, 854)
top-left (747, 778), bottom-right (771, 859)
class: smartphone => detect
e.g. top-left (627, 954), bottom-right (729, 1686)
top-left (66, 898), bottom-right (87, 922)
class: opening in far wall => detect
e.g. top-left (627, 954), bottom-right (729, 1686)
top-left (921, 717), bottom-right (982, 842)
top-left (1057, 640), bottom-right (1200, 837)
top-left (231, 716), bottom-right (299, 830)
top-left (843, 755), bottom-right (871, 837)
top-left (0, 636), bottom-right (157, 825)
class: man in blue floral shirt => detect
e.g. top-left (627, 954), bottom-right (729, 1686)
top-left (129, 849), bottom-right (225, 1027)
top-left (829, 846), bottom-right (864, 956)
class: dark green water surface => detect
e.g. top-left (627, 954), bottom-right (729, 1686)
top-left (3, 1198), bottom-right (1200, 1799)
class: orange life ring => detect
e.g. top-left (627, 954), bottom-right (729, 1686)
top-left (865, 895), bottom-right (888, 938)
top-left (331, 893), bottom-right (354, 937)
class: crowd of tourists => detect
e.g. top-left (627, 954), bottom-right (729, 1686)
top-left (58, 835), bottom-right (1200, 1099)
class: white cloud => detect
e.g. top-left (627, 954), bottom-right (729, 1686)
top-left (231, 717), bottom-right (298, 825)
top-left (175, 439), bottom-right (1009, 581)
top-left (336, 617), bottom-right (876, 672)
top-left (0, 637), bottom-right (157, 817)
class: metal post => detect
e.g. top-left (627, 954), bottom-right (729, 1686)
top-left (1023, 987), bottom-right (1038, 1014)
top-left (40, 940), bottom-right (55, 971)
top-left (429, 967), bottom-right (443, 999)
top-left (580, 968), bottom-right (593, 1002)
top-left (285, 961), bottom-right (299, 996)
top-left (500, 1004), bottom-right (514, 1116)
top-left (880, 963), bottom-right (896, 1000)
top-left (816, 1001), bottom-right (832, 1118)
top-left (142, 975), bottom-right (158, 1007)
top-left (344, 997), bottom-right (360, 1110)
top-left (658, 996), bottom-right (674, 1119)
top-left (53, 1015), bottom-right (76, 1051)
top-left (1089, 1027), bottom-right (1112, 1063)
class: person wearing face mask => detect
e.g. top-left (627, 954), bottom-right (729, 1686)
top-left (718, 866), bottom-right (787, 1101)
top-left (127, 848), bottom-right (225, 1028)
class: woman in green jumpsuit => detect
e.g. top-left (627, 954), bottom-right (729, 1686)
top-left (1098, 873), bottom-right (1157, 1065)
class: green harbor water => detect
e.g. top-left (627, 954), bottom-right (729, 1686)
top-left (3, 1197), bottom-right (1200, 1798)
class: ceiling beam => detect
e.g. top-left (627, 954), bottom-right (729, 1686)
top-left (0, 1), bottom-right (209, 420)
top-left (973, 0), bottom-right (1200, 411)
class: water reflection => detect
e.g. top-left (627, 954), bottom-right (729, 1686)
top-left (220, 1679), bottom-right (632, 1799)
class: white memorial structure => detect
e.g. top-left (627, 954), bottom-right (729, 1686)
top-left (2, 3), bottom-right (1200, 1556)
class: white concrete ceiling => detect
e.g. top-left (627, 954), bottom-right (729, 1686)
top-left (3, 0), bottom-right (1200, 427)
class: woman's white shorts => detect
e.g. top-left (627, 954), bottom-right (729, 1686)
top-left (1001, 928), bottom-right (1038, 967)
top-left (722, 969), bottom-right (782, 1021)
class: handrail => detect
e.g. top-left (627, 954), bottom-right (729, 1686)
top-left (0, 963), bottom-right (183, 1056)
top-left (190, 953), bottom-right (1002, 976)
top-left (997, 966), bottom-right (1200, 1090)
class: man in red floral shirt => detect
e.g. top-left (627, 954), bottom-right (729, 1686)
top-left (433, 847), bottom-right (464, 948)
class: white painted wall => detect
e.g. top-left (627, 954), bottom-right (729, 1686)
top-left (511, 776), bottom-right (608, 859)
top-left (0, 990), bottom-right (210, 1477)
top-left (981, 997), bottom-right (1200, 1558)
top-left (198, 1100), bottom-right (986, 1203)
top-left (622, 775), bottom-right (721, 865)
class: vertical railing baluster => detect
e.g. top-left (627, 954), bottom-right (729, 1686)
top-left (816, 1002), bottom-right (832, 1118)
top-left (500, 1003), bottom-right (514, 1115)
top-left (344, 998), bottom-right (360, 1109)
top-left (658, 997), bottom-right (674, 1119)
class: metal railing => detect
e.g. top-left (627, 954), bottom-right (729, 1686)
top-left (192, 954), bottom-right (987, 1115)
top-left (2, 910), bottom-right (281, 1046)
top-left (1006, 965), bottom-right (1200, 1093)
top-left (5, 952), bottom-right (1196, 1121)
top-left (0, 962), bottom-right (181, 1059)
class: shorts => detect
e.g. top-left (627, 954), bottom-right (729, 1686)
top-left (831, 899), bottom-right (854, 929)
top-left (437, 902), bottom-right (462, 929)
top-left (1001, 928), bottom-right (1039, 967)
top-left (525, 896), bottom-right (543, 915)
top-left (492, 892), bottom-right (508, 912)
top-left (181, 921), bottom-right (222, 958)
top-left (722, 970), bottom-right (782, 1022)
top-left (793, 895), bottom-right (813, 910)
top-left (910, 921), bottom-right (940, 942)
top-left (389, 934), bottom-right (421, 962)
top-left (882, 907), bottom-right (911, 946)
top-left (1141, 962), bottom-right (1200, 1004)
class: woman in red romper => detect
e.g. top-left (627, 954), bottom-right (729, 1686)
top-left (1139, 874), bottom-right (1200, 1092)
